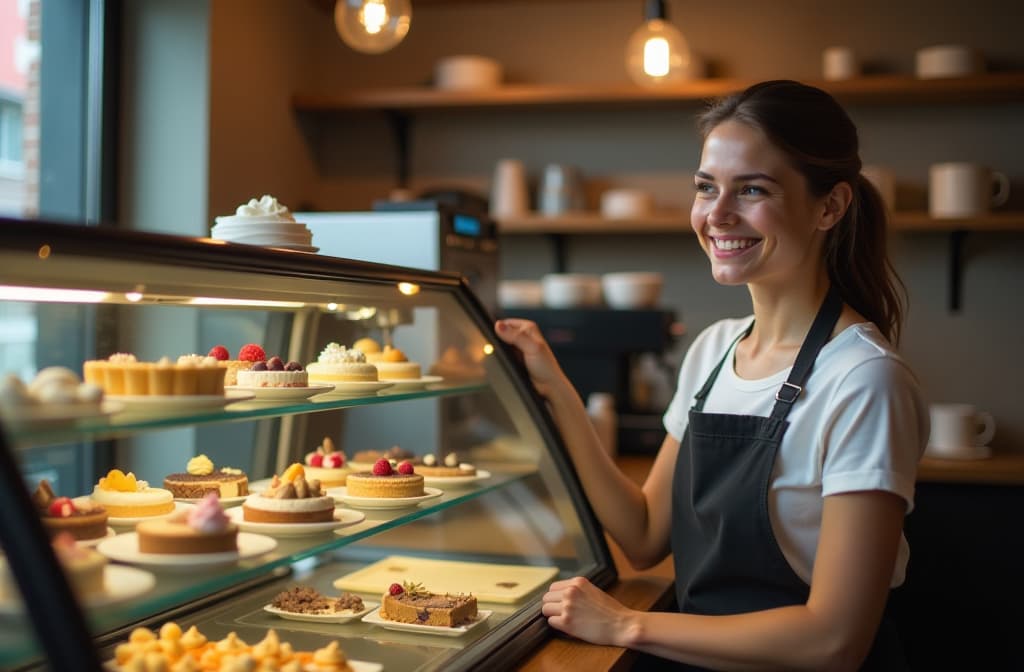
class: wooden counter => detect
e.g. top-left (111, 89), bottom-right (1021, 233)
top-left (917, 450), bottom-right (1024, 485)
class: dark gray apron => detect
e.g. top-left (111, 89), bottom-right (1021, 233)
top-left (669, 286), bottom-right (906, 670)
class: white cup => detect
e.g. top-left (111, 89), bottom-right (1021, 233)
top-left (928, 162), bottom-right (1009, 218)
top-left (927, 403), bottom-right (996, 459)
top-left (862, 165), bottom-right (896, 212)
top-left (489, 159), bottom-right (529, 219)
top-left (915, 45), bottom-right (984, 79)
top-left (822, 47), bottom-right (858, 81)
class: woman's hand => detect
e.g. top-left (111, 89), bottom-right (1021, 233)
top-left (494, 318), bottom-right (571, 401)
top-left (540, 576), bottom-right (636, 647)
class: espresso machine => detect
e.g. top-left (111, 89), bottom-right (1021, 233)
top-left (497, 306), bottom-right (682, 454)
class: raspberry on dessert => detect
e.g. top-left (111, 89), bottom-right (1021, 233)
top-left (397, 460), bottom-right (415, 475)
top-left (207, 345), bottom-right (229, 361)
top-left (323, 453), bottom-right (344, 468)
top-left (388, 583), bottom-right (404, 596)
top-left (48, 497), bottom-right (76, 517)
top-left (372, 458), bottom-right (393, 476)
top-left (237, 344), bottom-right (266, 362)
top-left (308, 453), bottom-right (324, 467)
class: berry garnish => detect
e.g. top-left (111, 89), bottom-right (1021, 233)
top-left (307, 453), bottom-right (324, 467)
top-left (284, 360), bottom-right (303, 371)
top-left (388, 583), bottom-right (404, 596)
top-left (267, 356), bottom-right (284, 371)
top-left (397, 460), bottom-right (414, 475)
top-left (372, 458), bottom-right (393, 476)
top-left (237, 343), bottom-right (266, 362)
top-left (48, 497), bottom-right (75, 517)
top-left (207, 345), bottom-right (229, 361)
top-left (324, 453), bottom-right (344, 468)
top-left (252, 361), bottom-right (268, 371)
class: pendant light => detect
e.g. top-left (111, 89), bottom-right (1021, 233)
top-left (626, 0), bottom-right (691, 86)
top-left (334, 0), bottom-right (412, 54)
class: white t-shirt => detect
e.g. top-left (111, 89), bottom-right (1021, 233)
top-left (663, 317), bottom-right (928, 586)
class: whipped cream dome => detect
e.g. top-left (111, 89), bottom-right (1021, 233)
top-left (211, 195), bottom-right (313, 248)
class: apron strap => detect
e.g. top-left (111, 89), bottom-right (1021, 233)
top-left (692, 320), bottom-right (754, 412)
top-left (769, 284), bottom-right (844, 421)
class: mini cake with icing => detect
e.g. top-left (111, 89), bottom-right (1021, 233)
top-left (303, 436), bottom-right (350, 487)
top-left (211, 194), bottom-right (314, 248)
top-left (0, 533), bottom-right (107, 601)
top-left (32, 479), bottom-right (109, 541)
top-left (235, 355), bottom-right (307, 388)
top-left (208, 343), bottom-right (266, 386)
top-left (136, 492), bottom-right (238, 554)
top-left (372, 346), bottom-right (422, 380)
top-left (242, 463), bottom-right (335, 523)
top-left (306, 342), bottom-right (378, 383)
top-left (163, 454), bottom-right (249, 499)
top-left (90, 469), bottom-right (175, 518)
top-left (346, 459), bottom-right (425, 499)
top-left (380, 581), bottom-right (477, 627)
top-left (417, 452), bottom-right (478, 478)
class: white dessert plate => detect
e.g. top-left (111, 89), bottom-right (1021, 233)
top-left (102, 500), bottom-right (196, 528)
top-left (270, 244), bottom-right (319, 253)
top-left (422, 469), bottom-right (492, 488)
top-left (224, 384), bottom-right (334, 400)
top-left (106, 390), bottom-right (255, 412)
top-left (0, 400), bottom-right (125, 427)
top-left (334, 487), bottom-right (444, 510)
top-left (924, 444), bottom-right (993, 460)
top-left (96, 531), bottom-right (277, 571)
top-left (225, 506), bottom-right (365, 536)
top-left (381, 375), bottom-right (445, 392)
top-left (362, 607), bottom-right (492, 637)
top-left (77, 527), bottom-right (118, 547)
top-left (174, 493), bottom-right (248, 507)
top-left (315, 381), bottom-right (395, 396)
top-left (263, 599), bottom-right (378, 623)
top-left (0, 565), bottom-right (156, 616)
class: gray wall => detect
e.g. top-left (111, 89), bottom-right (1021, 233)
top-left (195, 0), bottom-right (1024, 452)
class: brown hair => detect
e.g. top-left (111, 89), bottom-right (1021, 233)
top-left (697, 80), bottom-right (906, 344)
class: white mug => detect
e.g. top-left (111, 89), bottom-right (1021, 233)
top-left (927, 403), bottom-right (996, 459)
top-left (862, 165), bottom-right (896, 212)
top-left (822, 47), bottom-right (858, 81)
top-left (928, 162), bottom-right (1009, 218)
top-left (489, 159), bottom-right (529, 219)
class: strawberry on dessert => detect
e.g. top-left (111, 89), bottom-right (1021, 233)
top-left (32, 479), bottom-right (109, 541)
top-left (216, 343), bottom-right (266, 385)
top-left (303, 436), bottom-right (351, 487)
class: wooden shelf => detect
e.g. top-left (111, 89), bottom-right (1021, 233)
top-left (497, 211), bottom-right (1024, 235)
top-left (292, 72), bottom-right (1024, 113)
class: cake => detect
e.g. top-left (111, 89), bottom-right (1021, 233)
top-left (234, 355), bottom-right (307, 388)
top-left (242, 463), bottom-right (335, 523)
top-left (417, 452), bottom-right (478, 478)
top-left (163, 454), bottom-right (249, 499)
top-left (350, 445), bottom-right (416, 470)
top-left (210, 194), bottom-right (314, 249)
top-left (271, 585), bottom-right (365, 615)
top-left (207, 343), bottom-right (266, 386)
top-left (346, 459), bottom-right (424, 498)
top-left (136, 492), bottom-right (238, 554)
top-left (1, 367), bottom-right (104, 419)
top-left (302, 436), bottom-right (351, 487)
top-left (380, 581), bottom-right (478, 627)
top-left (32, 479), bottom-right (109, 541)
top-left (90, 469), bottom-right (175, 518)
top-left (0, 533), bottom-right (107, 601)
top-left (372, 346), bottom-right (422, 380)
top-left (306, 342), bottom-right (378, 383)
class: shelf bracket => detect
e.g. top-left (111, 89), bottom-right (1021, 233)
top-left (949, 229), bottom-right (967, 312)
top-left (387, 111), bottom-right (411, 189)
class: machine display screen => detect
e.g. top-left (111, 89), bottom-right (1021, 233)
top-left (453, 214), bottom-right (482, 237)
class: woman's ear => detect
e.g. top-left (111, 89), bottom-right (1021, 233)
top-left (818, 181), bottom-right (853, 231)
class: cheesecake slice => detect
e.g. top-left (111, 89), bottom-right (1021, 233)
top-left (380, 581), bottom-right (477, 627)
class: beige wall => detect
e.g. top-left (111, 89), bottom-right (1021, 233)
top-left (203, 0), bottom-right (1024, 451)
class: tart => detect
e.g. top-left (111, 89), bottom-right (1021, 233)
top-left (346, 459), bottom-right (424, 498)
top-left (136, 492), bottom-right (238, 554)
top-left (417, 452), bottom-right (478, 478)
top-left (380, 581), bottom-right (477, 627)
top-left (32, 479), bottom-right (109, 541)
top-left (163, 454), bottom-right (249, 499)
top-left (90, 469), bottom-right (175, 518)
top-left (303, 436), bottom-right (351, 487)
top-left (242, 463), bottom-right (335, 523)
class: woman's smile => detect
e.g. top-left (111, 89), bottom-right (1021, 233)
top-left (710, 236), bottom-right (762, 257)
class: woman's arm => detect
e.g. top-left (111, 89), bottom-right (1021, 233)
top-left (544, 490), bottom-right (906, 671)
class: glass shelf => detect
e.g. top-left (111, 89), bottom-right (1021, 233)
top-left (2, 381), bottom-right (487, 449)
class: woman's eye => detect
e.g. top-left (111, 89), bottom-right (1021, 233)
top-left (740, 185), bottom-right (767, 196)
top-left (695, 181), bottom-right (714, 194)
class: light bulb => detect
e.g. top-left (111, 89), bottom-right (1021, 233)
top-left (334, 0), bottom-right (411, 54)
top-left (626, 1), bottom-right (692, 86)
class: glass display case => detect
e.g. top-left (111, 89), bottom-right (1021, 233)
top-left (0, 217), bottom-right (615, 671)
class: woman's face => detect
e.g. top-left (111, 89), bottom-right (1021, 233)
top-left (691, 120), bottom-right (829, 289)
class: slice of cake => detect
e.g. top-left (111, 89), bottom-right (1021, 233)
top-left (0, 533), bottom-right (107, 601)
top-left (372, 346), bottom-right (422, 380)
top-left (137, 492), bottom-right (238, 554)
top-left (163, 454), bottom-right (249, 499)
top-left (380, 581), bottom-right (478, 627)
top-left (90, 469), bottom-right (175, 518)
top-left (235, 355), bottom-right (307, 388)
top-left (306, 342), bottom-right (378, 383)
top-left (303, 436), bottom-right (351, 487)
top-left (417, 452), bottom-right (478, 478)
top-left (242, 463), bottom-right (335, 523)
top-left (32, 479), bottom-right (109, 541)
top-left (346, 459), bottom-right (424, 498)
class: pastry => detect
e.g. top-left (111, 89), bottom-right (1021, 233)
top-left (306, 342), bottom-right (378, 383)
top-left (417, 452), bottom-right (477, 478)
top-left (136, 492), bottom-right (238, 554)
top-left (235, 355), bottom-right (307, 387)
top-left (208, 343), bottom-right (265, 386)
top-left (90, 469), bottom-right (175, 518)
top-left (303, 436), bottom-right (351, 487)
top-left (242, 463), bottom-right (335, 523)
top-left (0, 533), bottom-right (107, 600)
top-left (346, 459), bottom-right (424, 498)
top-left (311, 641), bottom-right (353, 671)
top-left (380, 581), bottom-right (477, 627)
top-left (174, 354), bottom-right (227, 395)
top-left (163, 454), bottom-right (249, 499)
top-left (1, 367), bottom-right (103, 418)
top-left (372, 346), bottom-right (422, 380)
top-left (32, 479), bottom-right (109, 541)
top-left (270, 585), bottom-right (364, 615)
